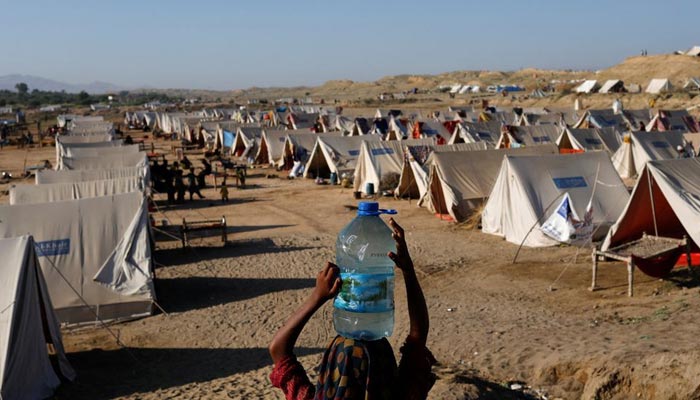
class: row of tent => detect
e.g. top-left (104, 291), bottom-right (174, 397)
top-left (348, 131), bottom-right (700, 250)
top-left (1, 126), bottom-right (155, 398)
top-left (126, 105), bottom-right (699, 154)
top-left (575, 78), bottom-right (677, 94)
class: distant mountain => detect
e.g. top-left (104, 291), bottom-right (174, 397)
top-left (0, 74), bottom-right (126, 94)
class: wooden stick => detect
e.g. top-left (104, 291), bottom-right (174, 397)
top-left (628, 260), bottom-right (634, 297)
top-left (590, 248), bottom-right (598, 291)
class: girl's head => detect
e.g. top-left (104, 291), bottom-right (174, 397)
top-left (315, 336), bottom-right (397, 400)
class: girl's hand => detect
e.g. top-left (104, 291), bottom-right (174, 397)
top-left (388, 218), bottom-right (414, 272)
top-left (312, 262), bottom-right (342, 303)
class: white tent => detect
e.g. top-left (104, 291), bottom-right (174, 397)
top-left (645, 78), bottom-right (672, 94)
top-left (10, 176), bottom-right (144, 205)
top-left (58, 144), bottom-right (140, 167)
top-left (421, 145), bottom-right (558, 221)
top-left (496, 125), bottom-right (561, 148)
top-left (59, 152), bottom-right (148, 171)
top-left (556, 127), bottom-right (622, 154)
top-left (36, 166), bottom-right (148, 185)
top-left (602, 158), bottom-right (700, 251)
top-left (386, 115), bottom-right (408, 140)
top-left (0, 235), bottom-right (75, 400)
top-left (575, 80), bottom-right (599, 93)
top-left (482, 152), bottom-right (630, 247)
top-left (55, 139), bottom-right (124, 167)
top-left (0, 192), bottom-right (155, 324)
top-left (395, 142), bottom-right (489, 199)
top-left (232, 126), bottom-right (263, 159)
top-left (598, 80), bottom-right (625, 94)
top-left (611, 131), bottom-right (688, 179)
top-left (410, 120), bottom-right (451, 143)
top-left (255, 129), bottom-right (293, 166)
top-left (56, 133), bottom-right (113, 144)
top-left (353, 138), bottom-right (435, 194)
top-left (304, 135), bottom-right (382, 179)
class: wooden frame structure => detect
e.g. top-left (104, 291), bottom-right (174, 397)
top-left (180, 216), bottom-right (228, 248)
top-left (591, 234), bottom-right (693, 297)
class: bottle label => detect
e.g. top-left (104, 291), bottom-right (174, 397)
top-left (334, 272), bottom-right (394, 313)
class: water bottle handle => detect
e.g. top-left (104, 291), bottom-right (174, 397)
top-left (378, 209), bottom-right (398, 215)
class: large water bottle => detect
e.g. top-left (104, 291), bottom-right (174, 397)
top-left (333, 202), bottom-right (397, 340)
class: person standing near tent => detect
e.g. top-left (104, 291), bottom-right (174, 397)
top-left (174, 169), bottom-right (186, 203)
top-left (186, 167), bottom-right (205, 200)
top-left (219, 179), bottom-right (229, 203)
top-left (197, 158), bottom-right (212, 188)
top-left (269, 219), bottom-right (436, 400)
top-left (0, 123), bottom-right (8, 149)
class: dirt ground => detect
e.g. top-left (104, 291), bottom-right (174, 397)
top-left (1, 137), bottom-right (700, 400)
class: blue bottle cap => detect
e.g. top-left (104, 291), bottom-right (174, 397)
top-left (357, 201), bottom-right (397, 216)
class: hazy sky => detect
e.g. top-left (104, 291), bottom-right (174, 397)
top-left (2, 0), bottom-right (698, 90)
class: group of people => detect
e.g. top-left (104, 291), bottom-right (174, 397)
top-left (150, 157), bottom-right (212, 203)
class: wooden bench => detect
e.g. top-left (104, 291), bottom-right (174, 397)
top-left (180, 216), bottom-right (228, 248)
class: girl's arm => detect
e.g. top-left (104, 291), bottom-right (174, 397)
top-left (388, 218), bottom-right (429, 347)
top-left (269, 262), bottom-right (342, 364)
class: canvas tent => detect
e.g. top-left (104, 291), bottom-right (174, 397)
top-left (645, 109), bottom-right (699, 132)
top-left (0, 235), bottom-right (75, 400)
top-left (58, 144), bottom-right (140, 168)
top-left (611, 131), bottom-right (688, 179)
top-left (556, 127), bottom-right (622, 154)
top-left (255, 129), bottom-right (293, 166)
top-left (575, 80), bottom-right (599, 93)
top-left (449, 121), bottom-right (501, 145)
top-left (55, 139), bottom-right (124, 161)
top-left (304, 135), bottom-right (382, 179)
top-left (410, 120), bottom-right (451, 143)
top-left (10, 176), bottom-right (144, 205)
top-left (482, 152), bottom-right (630, 247)
top-left (602, 158), bottom-right (700, 251)
top-left (59, 152), bottom-right (148, 171)
top-left (684, 77), bottom-right (700, 92)
top-left (232, 126), bottom-right (263, 159)
top-left (353, 138), bottom-right (435, 195)
top-left (395, 142), bottom-right (489, 199)
top-left (422, 145), bottom-right (558, 222)
top-left (36, 166), bottom-right (148, 185)
top-left (279, 132), bottom-right (321, 169)
top-left (0, 192), bottom-right (155, 324)
top-left (598, 80), bottom-right (626, 94)
top-left (646, 78), bottom-right (672, 94)
top-left (56, 133), bottom-right (113, 144)
top-left (496, 125), bottom-right (561, 148)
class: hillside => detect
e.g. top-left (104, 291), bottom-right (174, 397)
top-left (593, 54), bottom-right (700, 87)
top-left (0, 74), bottom-right (126, 94)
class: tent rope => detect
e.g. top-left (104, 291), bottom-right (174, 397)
top-left (647, 169), bottom-right (659, 236)
top-left (512, 192), bottom-right (567, 264)
top-left (147, 190), bottom-right (246, 334)
top-left (33, 243), bottom-right (140, 363)
top-left (0, 301), bottom-right (15, 314)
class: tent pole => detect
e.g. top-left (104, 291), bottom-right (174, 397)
top-left (646, 169), bottom-right (659, 236)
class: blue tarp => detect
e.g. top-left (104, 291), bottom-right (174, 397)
top-left (223, 130), bottom-right (235, 148)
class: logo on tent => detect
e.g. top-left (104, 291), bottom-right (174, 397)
top-left (553, 176), bottom-right (587, 189)
top-left (371, 148), bottom-right (394, 156)
top-left (36, 239), bottom-right (70, 256)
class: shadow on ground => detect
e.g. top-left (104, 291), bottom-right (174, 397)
top-left (54, 346), bottom-right (324, 400)
top-left (156, 276), bottom-right (315, 313)
top-left (155, 237), bottom-right (314, 266)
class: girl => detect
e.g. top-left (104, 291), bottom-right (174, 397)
top-left (269, 219), bottom-right (435, 400)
